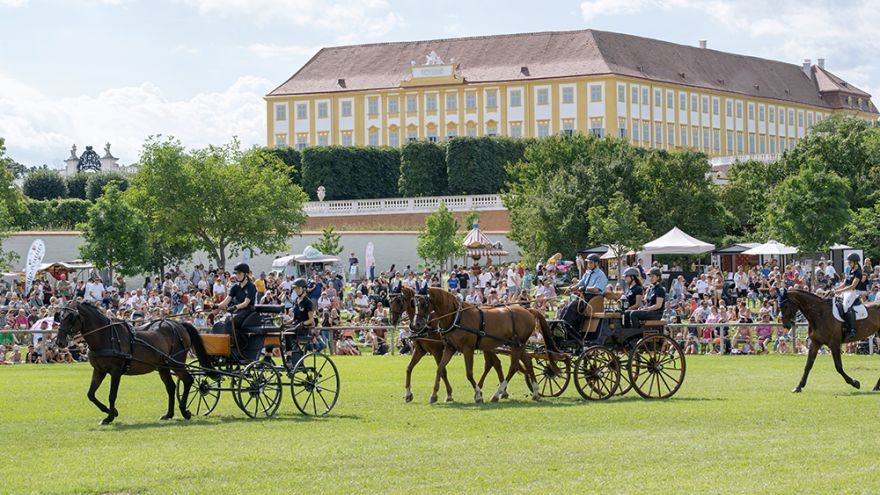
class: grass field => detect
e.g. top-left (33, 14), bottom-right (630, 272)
top-left (2, 353), bottom-right (880, 494)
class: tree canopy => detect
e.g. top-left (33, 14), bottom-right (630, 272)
top-left (416, 202), bottom-right (463, 269)
top-left (79, 183), bottom-right (150, 278)
top-left (313, 226), bottom-right (344, 256)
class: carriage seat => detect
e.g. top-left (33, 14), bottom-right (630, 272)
top-left (254, 304), bottom-right (284, 314)
top-left (200, 334), bottom-right (231, 356)
top-left (641, 320), bottom-right (667, 328)
top-left (581, 296), bottom-right (606, 333)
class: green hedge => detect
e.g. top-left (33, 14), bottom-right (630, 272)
top-left (11, 198), bottom-right (91, 230)
top-left (65, 174), bottom-right (89, 200)
top-left (264, 146), bottom-right (302, 185)
top-left (446, 137), bottom-right (532, 195)
top-left (398, 141), bottom-right (447, 197)
top-left (301, 146), bottom-right (400, 200)
top-left (86, 172), bottom-right (129, 201)
top-left (23, 169), bottom-right (67, 200)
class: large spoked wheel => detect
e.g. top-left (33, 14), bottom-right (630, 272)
top-left (290, 352), bottom-right (340, 416)
top-left (615, 348), bottom-right (634, 396)
top-left (628, 334), bottom-right (686, 399)
top-left (574, 346), bottom-right (620, 400)
top-left (176, 359), bottom-right (221, 416)
top-left (530, 354), bottom-right (571, 397)
top-left (233, 361), bottom-right (283, 418)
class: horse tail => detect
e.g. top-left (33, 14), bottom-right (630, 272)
top-left (182, 322), bottom-right (214, 374)
top-left (529, 309), bottom-right (562, 374)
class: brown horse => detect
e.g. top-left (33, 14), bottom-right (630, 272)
top-left (780, 289), bottom-right (880, 393)
top-left (411, 287), bottom-right (560, 403)
top-left (388, 285), bottom-right (509, 403)
top-left (56, 301), bottom-right (213, 424)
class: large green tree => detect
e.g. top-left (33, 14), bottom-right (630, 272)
top-left (760, 162), bottom-right (851, 253)
top-left (79, 184), bottom-right (150, 279)
top-left (416, 202), bottom-right (463, 270)
top-left (0, 138), bottom-right (22, 270)
top-left (844, 204), bottom-right (880, 263)
top-left (719, 159), bottom-right (792, 239)
top-left (129, 137), bottom-right (308, 269)
top-left (503, 134), bottom-right (640, 264)
top-left (587, 192), bottom-right (652, 283)
top-left (313, 226), bottom-right (344, 256)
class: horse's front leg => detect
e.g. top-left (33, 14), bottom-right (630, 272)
top-left (102, 371), bottom-right (122, 425)
top-left (793, 341), bottom-right (819, 393)
top-left (174, 369), bottom-right (194, 419)
top-left (461, 348), bottom-right (481, 403)
top-left (404, 344), bottom-right (427, 403)
top-left (830, 343), bottom-right (860, 390)
top-left (87, 368), bottom-right (109, 416)
top-left (430, 346), bottom-right (455, 404)
top-left (493, 348), bottom-right (521, 402)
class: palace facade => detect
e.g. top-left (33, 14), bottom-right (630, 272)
top-left (265, 29), bottom-right (878, 157)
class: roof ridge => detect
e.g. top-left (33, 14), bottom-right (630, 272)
top-left (318, 28), bottom-right (596, 51)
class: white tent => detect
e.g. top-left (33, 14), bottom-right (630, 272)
top-left (742, 240), bottom-right (798, 256)
top-left (642, 227), bottom-right (715, 255)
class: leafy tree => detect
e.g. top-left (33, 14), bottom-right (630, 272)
top-left (65, 174), bottom-right (90, 200)
top-left (759, 162), bottom-right (850, 253)
top-left (129, 137), bottom-right (308, 269)
top-left (503, 134), bottom-right (640, 264)
top-left (844, 204), bottom-right (880, 262)
top-left (22, 169), bottom-right (67, 200)
top-left (719, 159), bottom-right (792, 238)
top-left (313, 226), bottom-right (344, 256)
top-left (0, 139), bottom-right (22, 270)
top-left (464, 210), bottom-right (480, 230)
top-left (634, 149), bottom-right (728, 244)
top-left (79, 184), bottom-right (150, 279)
top-left (416, 202), bottom-right (463, 270)
top-left (587, 192), bottom-right (652, 284)
top-left (86, 171), bottom-right (129, 200)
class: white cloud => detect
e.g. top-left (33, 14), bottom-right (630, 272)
top-left (0, 73), bottom-right (273, 167)
top-left (0, 0), bottom-right (29, 6)
top-left (184, 0), bottom-right (403, 42)
top-left (248, 43), bottom-right (319, 59)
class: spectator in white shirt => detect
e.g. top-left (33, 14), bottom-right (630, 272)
top-left (84, 276), bottom-right (105, 302)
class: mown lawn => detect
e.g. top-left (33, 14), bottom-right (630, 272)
top-left (2, 353), bottom-right (879, 494)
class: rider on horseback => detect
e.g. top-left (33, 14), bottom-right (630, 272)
top-left (561, 253), bottom-right (607, 331)
top-left (833, 252), bottom-right (867, 339)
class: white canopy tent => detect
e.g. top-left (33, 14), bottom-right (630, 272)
top-left (641, 227), bottom-right (715, 255)
top-left (741, 240), bottom-right (798, 256)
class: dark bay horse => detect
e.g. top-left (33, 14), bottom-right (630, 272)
top-left (411, 287), bottom-right (560, 403)
top-left (56, 301), bottom-right (213, 424)
top-left (780, 289), bottom-right (880, 393)
top-left (388, 286), bottom-right (508, 403)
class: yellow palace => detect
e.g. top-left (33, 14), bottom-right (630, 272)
top-left (265, 29), bottom-right (878, 158)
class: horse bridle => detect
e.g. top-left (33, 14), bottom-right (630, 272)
top-left (413, 293), bottom-right (461, 334)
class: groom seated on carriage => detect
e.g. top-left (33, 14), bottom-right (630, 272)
top-left (560, 253), bottom-right (608, 332)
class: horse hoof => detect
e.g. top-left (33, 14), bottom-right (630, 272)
top-left (873, 386), bottom-right (880, 392)
top-left (501, 392), bottom-right (509, 400)
top-left (160, 414), bottom-right (172, 420)
top-left (404, 394), bottom-right (413, 403)
top-left (488, 395), bottom-right (497, 403)
top-left (445, 396), bottom-right (454, 403)
top-left (100, 418), bottom-right (114, 425)
top-left (181, 410), bottom-right (192, 420)
top-left (429, 396), bottom-right (438, 404)
top-left (853, 380), bottom-right (861, 390)
top-left (791, 387), bottom-right (802, 393)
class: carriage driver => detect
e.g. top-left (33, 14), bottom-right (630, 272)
top-left (833, 252), bottom-right (867, 339)
top-left (213, 263), bottom-right (257, 335)
top-left (561, 253), bottom-right (608, 331)
top-left (286, 277), bottom-right (316, 366)
top-left (624, 267), bottom-right (666, 328)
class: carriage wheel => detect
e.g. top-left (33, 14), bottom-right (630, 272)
top-left (176, 360), bottom-right (221, 416)
top-left (573, 346), bottom-right (620, 400)
top-left (614, 350), bottom-right (633, 396)
top-left (290, 352), bottom-right (340, 416)
top-left (233, 361), bottom-right (282, 418)
top-left (530, 355), bottom-right (571, 397)
top-left (628, 334), bottom-right (686, 399)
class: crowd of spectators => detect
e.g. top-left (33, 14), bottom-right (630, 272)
top-left (2, 254), bottom-right (879, 363)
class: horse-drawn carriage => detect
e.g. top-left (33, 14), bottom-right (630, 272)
top-left (180, 304), bottom-right (340, 418)
top-left (528, 294), bottom-right (686, 400)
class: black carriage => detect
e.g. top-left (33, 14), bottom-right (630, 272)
top-left (176, 304), bottom-right (340, 418)
top-left (529, 294), bottom-right (686, 401)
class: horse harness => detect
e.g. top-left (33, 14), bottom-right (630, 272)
top-left (426, 296), bottom-right (523, 348)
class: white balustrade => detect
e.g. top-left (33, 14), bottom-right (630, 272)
top-left (304, 194), bottom-right (506, 217)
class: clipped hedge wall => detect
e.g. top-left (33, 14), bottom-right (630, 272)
top-left (264, 146), bottom-right (302, 185)
top-left (445, 136), bottom-right (532, 195)
top-left (398, 141), bottom-right (447, 197)
top-left (23, 169), bottom-right (67, 200)
top-left (65, 173), bottom-right (89, 200)
top-left (54, 198), bottom-right (91, 229)
top-left (86, 172), bottom-right (129, 201)
top-left (301, 146), bottom-right (400, 200)
top-left (11, 198), bottom-right (91, 230)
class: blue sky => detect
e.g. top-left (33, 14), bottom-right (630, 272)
top-left (1, 0), bottom-right (878, 167)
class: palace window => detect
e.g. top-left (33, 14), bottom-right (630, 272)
top-left (690, 95), bottom-right (698, 113)
top-left (447, 129), bottom-right (458, 140)
top-left (748, 133), bottom-right (756, 153)
top-left (406, 96), bottom-right (417, 113)
top-left (798, 111), bottom-right (804, 127)
top-left (807, 113), bottom-right (813, 127)
top-left (679, 93), bottom-right (686, 113)
top-left (759, 135), bottom-right (766, 153)
top-left (562, 87), bottom-right (574, 105)
top-left (667, 124), bottom-right (675, 145)
top-left (633, 122), bottom-right (640, 141)
top-left (427, 129), bottom-right (438, 142)
top-left (702, 96), bottom-right (709, 114)
top-left (406, 129), bottom-right (417, 142)
top-left (726, 100), bottom-right (733, 117)
top-left (642, 121), bottom-right (650, 143)
top-left (769, 106), bottom-right (775, 124)
top-left (426, 95), bottom-right (437, 112)
top-left (680, 124), bottom-right (687, 146)
top-left (296, 135), bottom-right (308, 150)
top-left (617, 84), bottom-right (625, 104)
top-left (389, 132), bottom-right (399, 147)
top-left (341, 100), bottom-right (352, 117)
top-left (788, 110), bottom-right (794, 126)
top-left (275, 104), bottom-right (286, 121)
top-left (510, 90), bottom-right (522, 107)
top-left (317, 102), bottom-right (328, 119)
top-left (713, 130), bottom-right (721, 151)
top-left (748, 103), bottom-right (754, 121)
top-left (318, 134), bottom-right (329, 146)
top-left (486, 91), bottom-right (497, 109)
top-left (641, 87), bottom-right (648, 106)
top-left (702, 128), bottom-right (710, 149)
top-left (618, 119), bottom-right (627, 139)
top-left (466, 93), bottom-right (477, 110)
top-left (510, 122), bottom-right (522, 138)
top-left (274, 134), bottom-right (287, 146)
top-left (632, 87), bottom-right (639, 105)
top-left (537, 121), bottom-right (550, 138)
top-left (736, 132), bottom-right (744, 153)
top-left (736, 101), bottom-right (743, 119)
top-left (296, 103), bottom-right (307, 120)
top-left (726, 130), bottom-right (734, 152)
top-left (779, 108), bottom-right (786, 125)
top-left (712, 98), bottom-right (720, 116)
top-left (562, 120), bottom-right (574, 135)
top-left (537, 88), bottom-right (549, 106)
top-left (368, 129), bottom-right (379, 146)
top-left (692, 127), bottom-right (699, 149)
top-left (388, 98), bottom-right (399, 114)
top-left (591, 119), bottom-right (605, 138)
top-left (591, 85), bottom-right (603, 103)
top-left (341, 133), bottom-right (352, 146)
top-left (466, 126), bottom-right (477, 137)
top-left (486, 123), bottom-right (497, 136)
top-left (758, 105), bottom-right (765, 122)
top-left (654, 122), bottom-right (662, 144)
top-left (368, 97), bottom-right (379, 116)
top-left (769, 137), bottom-right (776, 153)
top-left (446, 93), bottom-right (457, 111)
top-left (666, 90), bottom-right (674, 110)
top-left (654, 89), bottom-right (662, 108)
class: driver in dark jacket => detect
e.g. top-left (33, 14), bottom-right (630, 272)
top-left (212, 262), bottom-right (257, 335)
